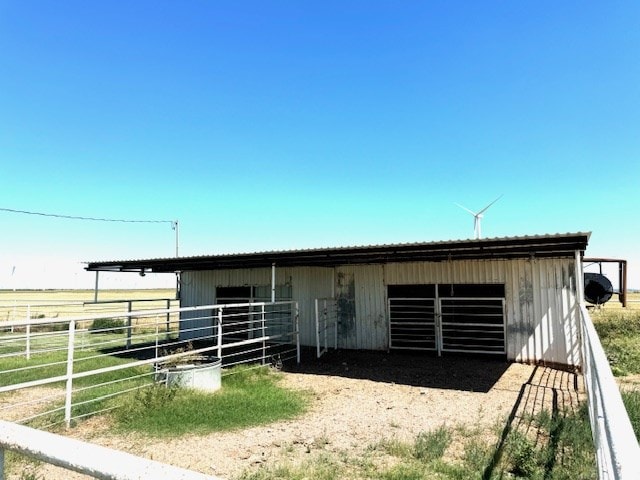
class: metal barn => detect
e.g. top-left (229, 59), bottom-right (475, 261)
top-left (86, 232), bottom-right (590, 368)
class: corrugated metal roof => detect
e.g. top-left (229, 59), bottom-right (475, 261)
top-left (85, 232), bottom-right (591, 273)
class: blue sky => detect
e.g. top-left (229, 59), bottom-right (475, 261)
top-left (1, 1), bottom-right (639, 290)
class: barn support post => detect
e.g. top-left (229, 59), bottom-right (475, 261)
top-left (575, 251), bottom-right (585, 304)
top-left (620, 260), bottom-right (628, 308)
top-left (93, 272), bottom-right (99, 303)
top-left (271, 263), bottom-right (276, 303)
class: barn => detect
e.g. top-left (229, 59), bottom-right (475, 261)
top-left (86, 232), bottom-right (590, 368)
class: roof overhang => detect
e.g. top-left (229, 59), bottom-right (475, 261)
top-left (85, 232), bottom-right (591, 274)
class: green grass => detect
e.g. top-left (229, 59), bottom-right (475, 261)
top-left (112, 366), bottom-right (309, 436)
top-left (0, 333), bottom-right (154, 427)
top-left (622, 390), bottom-right (640, 439)
top-left (592, 310), bottom-right (640, 376)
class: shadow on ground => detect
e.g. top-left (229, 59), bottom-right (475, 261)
top-left (482, 365), bottom-right (584, 479)
top-left (283, 347), bottom-right (511, 392)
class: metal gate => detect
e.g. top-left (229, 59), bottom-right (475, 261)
top-left (388, 291), bottom-right (506, 355)
top-left (388, 297), bottom-right (437, 351)
top-left (439, 297), bottom-right (506, 355)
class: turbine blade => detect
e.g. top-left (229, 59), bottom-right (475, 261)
top-left (454, 203), bottom-right (477, 216)
top-left (476, 194), bottom-right (504, 215)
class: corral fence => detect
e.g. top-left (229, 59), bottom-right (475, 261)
top-left (0, 301), bottom-right (299, 429)
top-left (579, 305), bottom-right (640, 479)
top-left (0, 419), bottom-right (220, 480)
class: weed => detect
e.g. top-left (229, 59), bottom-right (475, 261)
top-left (89, 317), bottom-right (125, 334)
top-left (505, 431), bottom-right (540, 478)
top-left (413, 426), bottom-right (451, 462)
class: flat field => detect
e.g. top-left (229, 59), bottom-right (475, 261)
top-left (0, 289), bottom-right (177, 322)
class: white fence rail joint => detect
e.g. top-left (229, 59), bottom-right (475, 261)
top-left (579, 305), bottom-right (640, 479)
top-left (0, 419), bottom-right (221, 480)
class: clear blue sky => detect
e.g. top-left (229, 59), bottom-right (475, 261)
top-left (1, 1), bottom-right (639, 290)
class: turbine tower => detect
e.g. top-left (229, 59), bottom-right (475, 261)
top-left (455, 195), bottom-right (503, 240)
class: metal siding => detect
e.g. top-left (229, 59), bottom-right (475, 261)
top-left (180, 267), bottom-right (334, 347)
top-left (289, 267), bottom-right (335, 346)
top-left (336, 265), bottom-right (387, 350)
top-left (181, 257), bottom-right (581, 366)
top-left (384, 259), bottom-right (580, 366)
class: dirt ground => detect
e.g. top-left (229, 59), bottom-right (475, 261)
top-left (12, 350), bottom-right (582, 480)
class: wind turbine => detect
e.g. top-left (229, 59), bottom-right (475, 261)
top-left (455, 195), bottom-right (503, 240)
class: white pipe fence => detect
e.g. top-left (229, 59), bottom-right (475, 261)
top-left (0, 301), bottom-right (300, 429)
top-left (0, 419), bottom-right (221, 479)
top-left (579, 305), bottom-right (640, 479)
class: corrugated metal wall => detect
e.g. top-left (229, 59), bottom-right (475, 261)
top-left (384, 258), bottom-right (580, 365)
top-left (180, 257), bottom-right (581, 366)
top-left (180, 267), bottom-right (334, 345)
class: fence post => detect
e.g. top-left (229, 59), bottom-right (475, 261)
top-left (295, 303), bottom-right (300, 364)
top-left (26, 305), bottom-right (31, 361)
top-left (126, 301), bottom-right (132, 350)
top-left (165, 299), bottom-right (171, 341)
top-left (261, 305), bottom-right (266, 365)
top-left (64, 320), bottom-right (76, 428)
top-left (217, 308), bottom-right (223, 359)
top-left (314, 299), bottom-right (320, 358)
top-left (0, 446), bottom-right (5, 480)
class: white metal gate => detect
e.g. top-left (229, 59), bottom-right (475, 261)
top-left (315, 298), bottom-right (338, 358)
top-left (388, 290), bottom-right (506, 356)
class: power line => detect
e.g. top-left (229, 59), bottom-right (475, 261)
top-left (0, 206), bottom-right (174, 225)
top-left (0, 207), bottom-right (179, 256)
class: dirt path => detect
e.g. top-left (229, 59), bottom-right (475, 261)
top-left (9, 352), bottom-right (582, 479)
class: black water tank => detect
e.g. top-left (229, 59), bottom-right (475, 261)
top-left (584, 272), bottom-right (614, 304)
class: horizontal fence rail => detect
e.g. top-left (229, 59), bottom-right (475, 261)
top-left (0, 419), bottom-right (220, 480)
top-left (580, 305), bottom-right (640, 479)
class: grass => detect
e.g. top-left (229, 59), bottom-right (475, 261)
top-left (238, 406), bottom-right (595, 480)
top-left (622, 389), bottom-right (640, 439)
top-left (112, 365), bottom-right (309, 436)
top-left (592, 310), bottom-right (640, 376)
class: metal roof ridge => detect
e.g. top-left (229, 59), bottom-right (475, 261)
top-left (84, 231), bottom-right (591, 265)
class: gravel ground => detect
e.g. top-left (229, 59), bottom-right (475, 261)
top-left (10, 351), bottom-right (580, 480)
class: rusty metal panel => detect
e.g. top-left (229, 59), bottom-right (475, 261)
top-left (335, 265), bottom-right (387, 350)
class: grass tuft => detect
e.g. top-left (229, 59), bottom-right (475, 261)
top-left (112, 365), bottom-right (309, 436)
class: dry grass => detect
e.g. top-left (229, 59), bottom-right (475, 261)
top-left (0, 289), bottom-right (176, 322)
